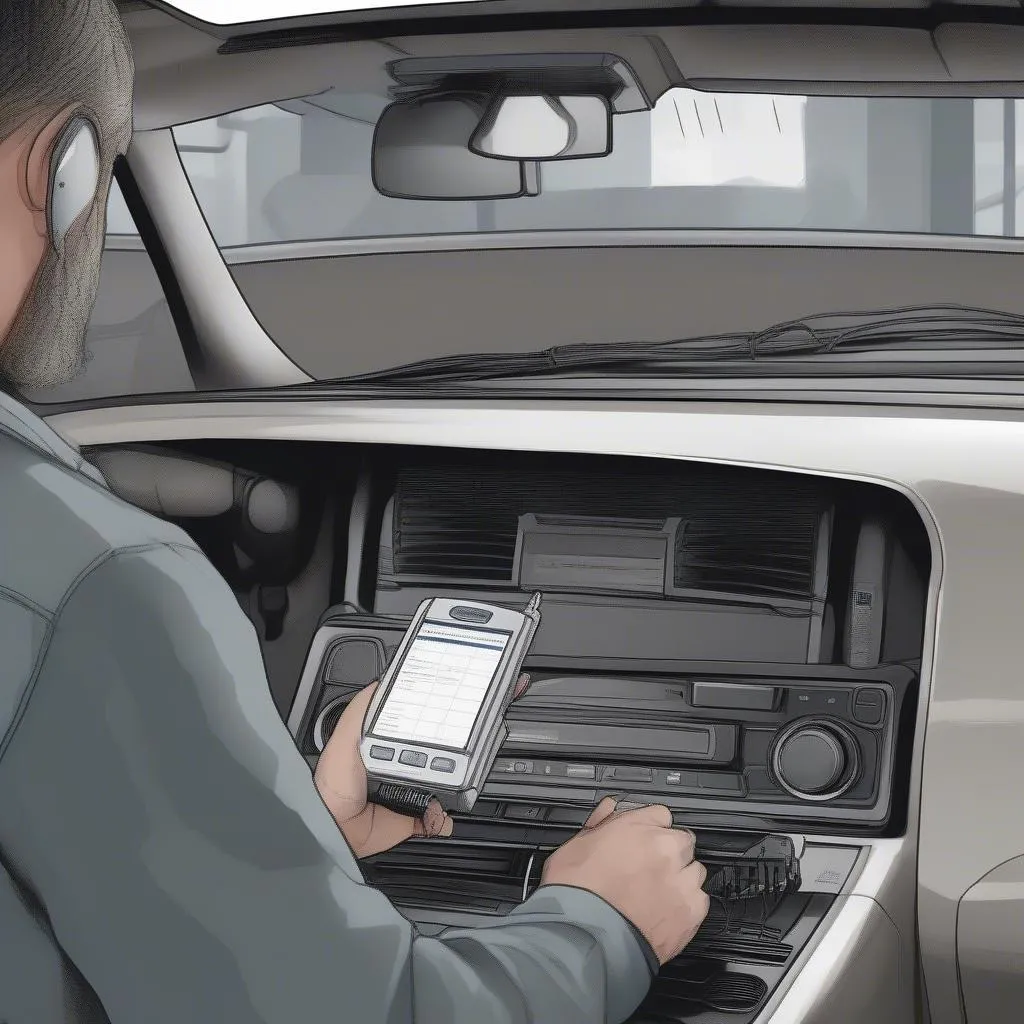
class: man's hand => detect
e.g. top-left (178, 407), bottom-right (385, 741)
top-left (315, 674), bottom-right (530, 859)
top-left (541, 797), bottom-right (710, 964)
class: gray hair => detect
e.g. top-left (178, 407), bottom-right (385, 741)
top-left (0, 0), bottom-right (134, 156)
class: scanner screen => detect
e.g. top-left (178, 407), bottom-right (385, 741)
top-left (371, 620), bottom-right (511, 751)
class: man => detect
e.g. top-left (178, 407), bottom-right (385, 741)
top-left (0, 1), bottom-right (709, 1022)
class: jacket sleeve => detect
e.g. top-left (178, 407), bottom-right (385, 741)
top-left (0, 541), bottom-right (655, 1024)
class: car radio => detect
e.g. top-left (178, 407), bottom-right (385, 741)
top-left (290, 612), bottom-right (915, 833)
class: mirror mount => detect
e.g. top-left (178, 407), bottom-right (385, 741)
top-left (386, 52), bottom-right (649, 113)
top-left (469, 92), bottom-right (611, 161)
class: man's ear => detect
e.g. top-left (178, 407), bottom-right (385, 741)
top-left (21, 104), bottom-right (81, 219)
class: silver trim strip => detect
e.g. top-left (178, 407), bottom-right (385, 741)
top-left (211, 228), bottom-right (1024, 264)
top-left (312, 695), bottom-right (349, 753)
top-left (522, 852), bottom-right (536, 903)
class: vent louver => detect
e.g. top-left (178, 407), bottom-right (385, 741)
top-left (672, 504), bottom-right (821, 602)
top-left (362, 842), bottom-right (537, 913)
top-left (390, 456), bottom-right (829, 602)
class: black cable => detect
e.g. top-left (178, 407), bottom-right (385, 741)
top-left (299, 302), bottom-right (1024, 387)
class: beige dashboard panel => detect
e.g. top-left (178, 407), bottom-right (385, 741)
top-left (958, 856), bottom-right (1024, 1023)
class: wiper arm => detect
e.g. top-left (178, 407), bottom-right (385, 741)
top-left (303, 303), bottom-right (1024, 386)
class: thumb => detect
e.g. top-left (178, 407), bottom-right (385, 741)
top-left (583, 795), bottom-right (619, 830)
top-left (411, 799), bottom-right (455, 839)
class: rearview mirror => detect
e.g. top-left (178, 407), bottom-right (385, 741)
top-left (470, 94), bottom-right (612, 160)
top-left (372, 95), bottom-right (526, 201)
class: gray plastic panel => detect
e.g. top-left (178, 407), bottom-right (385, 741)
top-left (376, 589), bottom-right (813, 663)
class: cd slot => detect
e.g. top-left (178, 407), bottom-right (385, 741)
top-left (503, 721), bottom-right (736, 765)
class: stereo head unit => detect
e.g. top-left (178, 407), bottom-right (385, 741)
top-left (290, 614), bottom-right (915, 834)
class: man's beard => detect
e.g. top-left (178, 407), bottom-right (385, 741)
top-left (0, 199), bottom-right (105, 391)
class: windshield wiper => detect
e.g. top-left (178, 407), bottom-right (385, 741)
top-left (304, 304), bottom-right (1024, 386)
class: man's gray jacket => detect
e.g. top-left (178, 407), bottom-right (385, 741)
top-left (0, 390), bottom-right (656, 1023)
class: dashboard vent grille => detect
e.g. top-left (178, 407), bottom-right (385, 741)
top-left (390, 455), bottom-right (829, 596)
top-left (673, 503), bottom-right (821, 601)
top-left (362, 842), bottom-right (536, 913)
top-left (635, 962), bottom-right (769, 1019)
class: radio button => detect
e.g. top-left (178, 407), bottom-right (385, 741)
top-left (743, 729), bottom-right (774, 766)
top-left (430, 757), bottom-right (456, 773)
top-left (547, 807), bottom-right (590, 825)
top-left (513, 761), bottom-right (534, 774)
top-left (698, 773), bottom-right (743, 793)
top-left (607, 766), bottom-right (653, 783)
top-left (692, 681), bottom-right (777, 711)
top-left (664, 770), bottom-right (699, 788)
top-left (853, 688), bottom-right (886, 726)
top-left (369, 745), bottom-right (395, 761)
top-left (566, 764), bottom-right (596, 780)
top-left (772, 720), bottom-right (861, 800)
top-left (745, 767), bottom-right (779, 793)
top-left (505, 805), bottom-right (545, 820)
top-left (398, 750), bottom-right (428, 768)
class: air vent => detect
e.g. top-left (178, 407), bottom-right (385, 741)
top-left (389, 457), bottom-right (831, 600)
top-left (635, 962), bottom-right (768, 1019)
top-left (362, 841), bottom-right (538, 913)
top-left (673, 505), bottom-right (822, 602)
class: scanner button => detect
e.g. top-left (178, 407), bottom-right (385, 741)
top-left (451, 605), bottom-right (493, 624)
top-left (398, 750), bottom-right (428, 767)
top-left (566, 764), bottom-right (596, 780)
top-left (369, 745), bottom-right (395, 761)
top-left (430, 757), bottom-right (456, 773)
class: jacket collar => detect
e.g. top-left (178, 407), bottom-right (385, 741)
top-left (0, 388), bottom-right (108, 487)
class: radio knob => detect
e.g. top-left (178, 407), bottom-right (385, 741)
top-left (771, 719), bottom-right (859, 801)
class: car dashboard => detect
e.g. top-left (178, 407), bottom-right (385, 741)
top-left (265, 447), bottom-right (929, 1024)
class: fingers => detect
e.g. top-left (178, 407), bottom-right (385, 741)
top-left (618, 802), bottom-right (674, 829)
top-left (583, 795), bottom-right (619, 829)
top-left (315, 681), bottom-right (381, 810)
top-left (512, 673), bottom-right (531, 700)
top-left (421, 798), bottom-right (454, 838)
top-left (683, 860), bottom-right (711, 917)
top-left (410, 799), bottom-right (454, 840)
top-left (688, 860), bottom-right (708, 888)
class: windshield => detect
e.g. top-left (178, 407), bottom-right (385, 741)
top-left (170, 90), bottom-right (1023, 245)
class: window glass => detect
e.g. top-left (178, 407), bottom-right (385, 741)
top-left (104, 175), bottom-right (140, 236)
top-left (22, 179), bottom-right (195, 405)
top-left (172, 90), bottom-right (1024, 244)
